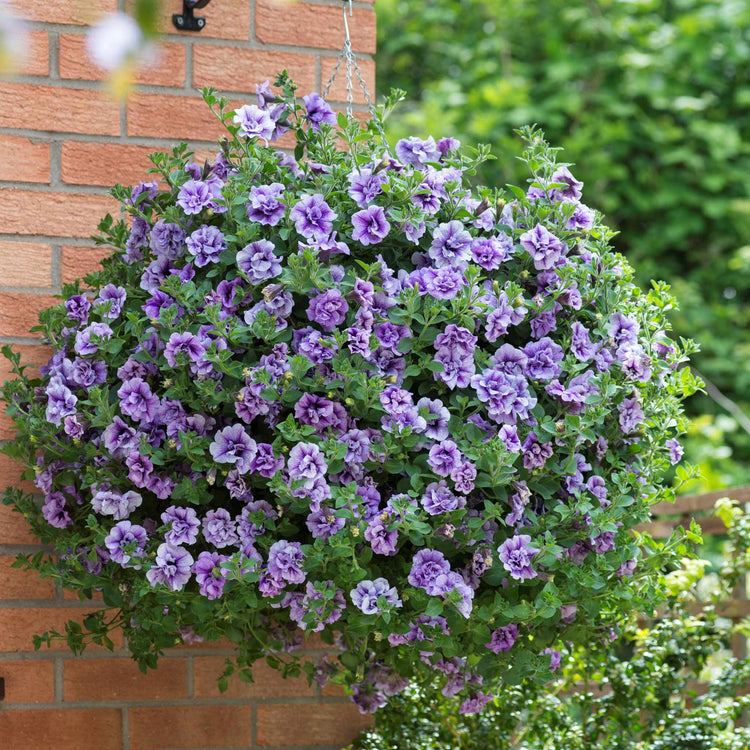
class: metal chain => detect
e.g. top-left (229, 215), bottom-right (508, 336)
top-left (321, 0), bottom-right (386, 141)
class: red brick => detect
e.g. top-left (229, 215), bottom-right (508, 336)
top-left (0, 505), bottom-right (39, 545)
top-left (60, 245), bottom-right (112, 284)
top-left (321, 56), bottom-right (376, 105)
top-left (0, 608), bottom-right (124, 652)
top-left (0, 242), bottom-right (52, 287)
top-left (192, 46), bottom-right (316, 93)
top-left (256, 0), bottom-right (376, 53)
top-left (0, 189), bottom-right (118, 238)
top-left (0, 708), bottom-right (121, 750)
top-left (60, 142), bottom-right (159, 187)
top-left (126, 0), bottom-right (250, 41)
top-left (0, 83), bottom-right (120, 136)
top-left (126, 92), bottom-right (233, 141)
top-left (63, 587), bottom-right (103, 601)
top-left (17, 0), bottom-right (116, 24)
top-left (0, 136), bottom-right (50, 184)
top-left (0, 556), bottom-right (56, 599)
top-left (193, 656), bottom-right (314, 699)
top-left (321, 679), bottom-right (349, 697)
top-left (0, 453), bottom-right (35, 492)
top-left (256, 702), bottom-right (372, 746)
top-left (0, 292), bottom-right (59, 339)
top-left (0, 660), bottom-right (55, 703)
top-left (170, 635), bottom-right (236, 651)
top-left (129, 705), bottom-right (251, 750)
top-left (64, 657), bottom-right (187, 701)
top-left (20, 31), bottom-right (50, 77)
top-left (59, 34), bottom-right (186, 87)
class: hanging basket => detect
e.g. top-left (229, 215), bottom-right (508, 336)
top-left (0, 69), bottom-right (697, 713)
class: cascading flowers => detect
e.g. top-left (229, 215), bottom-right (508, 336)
top-left (1, 73), bottom-right (700, 714)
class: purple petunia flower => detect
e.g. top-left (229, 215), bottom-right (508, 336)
top-left (408, 549), bottom-right (452, 595)
top-left (364, 519), bottom-right (398, 555)
top-left (550, 166), bottom-right (583, 202)
top-left (666, 438), bottom-right (683, 465)
top-left (303, 92), bottom-right (336, 131)
top-left (429, 220), bottom-right (473, 268)
top-left (350, 578), bottom-right (402, 615)
top-left (42, 491), bottom-right (72, 528)
top-left (91, 487), bottom-right (143, 521)
top-left (65, 294), bottom-right (91, 324)
top-left (567, 203), bottom-right (595, 230)
top-left (164, 332), bottom-right (206, 368)
top-left (186, 225), bottom-right (227, 267)
top-left (485, 623), bottom-right (520, 653)
top-left (287, 442), bottom-right (328, 487)
top-left (95, 284), bottom-right (127, 319)
top-left (543, 647), bottom-right (562, 672)
top-left (348, 168), bottom-right (386, 207)
top-left (427, 440), bottom-right (462, 477)
top-left (104, 520), bottom-right (148, 566)
top-left (419, 266), bottom-right (465, 300)
top-left (471, 235), bottom-right (511, 270)
top-left (290, 194), bottom-right (337, 241)
top-left (117, 378), bottom-right (160, 423)
top-left (70, 358), bottom-right (107, 389)
top-left (519, 224), bottom-right (566, 270)
top-left (395, 136), bottom-right (438, 166)
top-left (233, 104), bottom-right (275, 141)
top-left (307, 289), bottom-right (349, 332)
top-left (161, 505), bottom-right (200, 546)
top-left (177, 179), bottom-right (213, 216)
top-left (45, 377), bottom-right (77, 426)
top-left (102, 416), bottom-right (140, 458)
top-left (247, 182), bottom-right (286, 226)
top-left (421, 480), bottom-right (462, 515)
top-left (618, 396), bottom-right (645, 433)
top-left (193, 551), bottom-right (229, 599)
top-left (202, 508), bottom-right (239, 549)
top-left (497, 534), bottom-right (540, 581)
top-left (250, 443), bottom-right (284, 478)
top-left (470, 368), bottom-right (536, 424)
top-left (267, 539), bottom-right (306, 585)
top-left (459, 692), bottom-right (493, 715)
top-left (209, 424), bottom-right (258, 474)
top-left (523, 337), bottom-right (564, 382)
top-left (587, 475), bottom-right (609, 508)
top-left (74, 322), bottom-right (113, 356)
top-left (146, 543), bottom-right (194, 591)
top-left (236, 239), bottom-right (282, 284)
top-left (149, 220), bottom-right (186, 261)
top-left (351, 205), bottom-right (391, 246)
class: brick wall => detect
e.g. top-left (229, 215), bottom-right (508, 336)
top-left (0, 1), bottom-right (375, 747)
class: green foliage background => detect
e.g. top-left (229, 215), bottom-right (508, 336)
top-left (376, 0), bottom-right (750, 490)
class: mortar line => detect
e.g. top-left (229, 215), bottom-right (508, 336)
top-left (53, 656), bottom-right (64, 702)
top-left (48, 30), bottom-right (60, 80)
top-left (50, 244), bottom-right (62, 295)
top-left (122, 706), bottom-right (131, 750)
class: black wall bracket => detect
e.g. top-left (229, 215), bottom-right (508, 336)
top-left (173, 0), bottom-right (212, 32)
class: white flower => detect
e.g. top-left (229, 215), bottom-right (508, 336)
top-left (86, 12), bottom-right (143, 71)
top-left (0, 0), bottom-right (27, 73)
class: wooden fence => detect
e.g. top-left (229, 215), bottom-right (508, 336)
top-left (646, 484), bottom-right (750, 662)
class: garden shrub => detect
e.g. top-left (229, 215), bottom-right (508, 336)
top-left (1, 74), bottom-right (698, 711)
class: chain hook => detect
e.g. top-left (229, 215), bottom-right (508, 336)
top-left (322, 0), bottom-right (387, 142)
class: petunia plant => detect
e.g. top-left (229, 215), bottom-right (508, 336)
top-left (1, 73), bottom-right (701, 713)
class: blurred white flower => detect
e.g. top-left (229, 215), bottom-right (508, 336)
top-left (86, 12), bottom-right (144, 71)
top-left (0, 0), bottom-right (28, 73)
